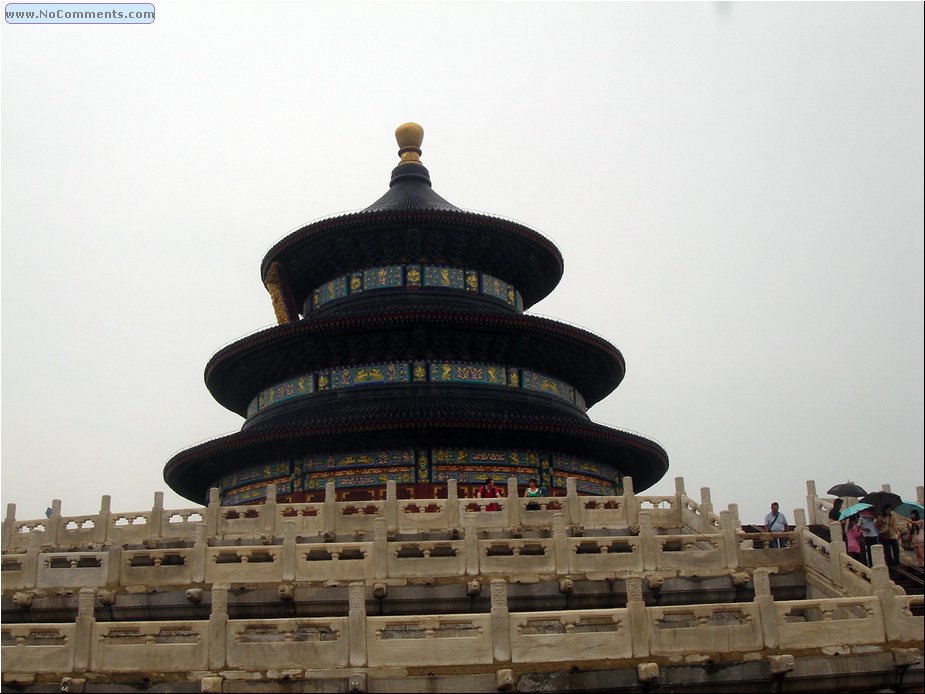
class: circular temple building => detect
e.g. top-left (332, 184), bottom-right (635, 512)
top-left (164, 124), bottom-right (669, 505)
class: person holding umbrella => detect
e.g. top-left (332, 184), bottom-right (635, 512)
top-left (876, 505), bottom-right (901, 566)
top-left (857, 510), bottom-right (880, 567)
top-left (905, 509), bottom-right (923, 568)
top-left (845, 516), bottom-right (865, 564)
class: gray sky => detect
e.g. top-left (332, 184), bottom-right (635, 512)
top-left (2, 2), bottom-right (923, 525)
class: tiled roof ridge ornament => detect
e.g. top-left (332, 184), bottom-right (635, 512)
top-left (395, 122), bottom-right (424, 165)
top-left (366, 122), bottom-right (455, 209)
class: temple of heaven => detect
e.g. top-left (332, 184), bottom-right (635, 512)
top-left (163, 123), bottom-right (669, 505)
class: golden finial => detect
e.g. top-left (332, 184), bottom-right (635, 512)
top-left (395, 122), bottom-right (424, 165)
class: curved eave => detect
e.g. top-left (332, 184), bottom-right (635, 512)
top-left (259, 208), bottom-right (564, 309)
top-left (204, 308), bottom-right (626, 415)
top-left (163, 418), bottom-right (669, 504)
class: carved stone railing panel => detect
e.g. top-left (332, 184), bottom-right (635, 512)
top-left (226, 617), bottom-right (349, 669)
top-left (652, 534), bottom-right (726, 572)
top-left (647, 603), bottom-right (762, 655)
top-left (567, 538), bottom-right (642, 575)
top-left (576, 496), bottom-right (627, 528)
top-left (122, 548), bottom-right (194, 586)
top-left (634, 497), bottom-right (678, 527)
top-left (396, 500), bottom-right (452, 534)
top-left (335, 502), bottom-right (386, 534)
top-left (160, 510), bottom-right (206, 539)
top-left (205, 547), bottom-right (282, 583)
top-left (4, 520), bottom-right (49, 552)
top-left (735, 531), bottom-right (802, 570)
top-left (91, 621), bottom-right (208, 671)
top-left (509, 609), bottom-right (632, 662)
top-left (478, 538), bottom-right (555, 576)
top-left (37, 552), bottom-right (108, 588)
top-left (295, 543), bottom-right (372, 582)
top-left (0, 624), bottom-right (76, 672)
top-left (366, 615), bottom-right (493, 667)
top-left (774, 596), bottom-right (885, 649)
top-left (891, 595), bottom-right (925, 642)
top-left (216, 507), bottom-right (265, 537)
top-left (1, 552), bottom-right (30, 591)
top-left (800, 531), bottom-right (836, 580)
top-left (387, 541), bottom-right (466, 579)
top-left (274, 505), bottom-right (324, 536)
top-left (109, 514), bottom-right (153, 545)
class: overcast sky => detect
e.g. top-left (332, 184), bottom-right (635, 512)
top-left (2, 2), bottom-right (922, 525)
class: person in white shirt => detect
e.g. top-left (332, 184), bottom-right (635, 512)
top-left (763, 502), bottom-right (789, 548)
top-left (857, 512), bottom-right (880, 566)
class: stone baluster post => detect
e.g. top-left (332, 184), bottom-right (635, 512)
top-left (192, 523), bottom-right (207, 583)
top-left (674, 477), bottom-right (685, 527)
top-left (47, 499), bottom-right (62, 547)
top-left (624, 476), bottom-right (637, 528)
top-left (209, 584), bottom-right (229, 670)
top-left (719, 510), bottom-right (738, 570)
top-left (385, 480), bottom-right (398, 533)
top-left (23, 532), bottom-right (40, 588)
top-left (869, 544), bottom-right (906, 641)
top-left (507, 477), bottom-right (520, 529)
top-left (490, 579), bottom-right (511, 663)
top-left (107, 527), bottom-right (123, 586)
top-left (869, 545), bottom-right (889, 588)
top-left (150, 492), bottom-right (164, 540)
top-left (97, 495), bottom-right (111, 545)
top-left (728, 503), bottom-right (740, 528)
top-left (262, 484), bottom-right (277, 535)
top-left (205, 488), bottom-right (220, 537)
top-left (626, 576), bottom-right (650, 657)
top-left (792, 508), bottom-right (806, 556)
top-left (348, 582), bottom-right (367, 667)
top-left (74, 587), bottom-right (95, 671)
top-left (699, 487), bottom-right (713, 533)
top-left (373, 516), bottom-right (388, 580)
top-left (638, 510), bottom-right (656, 572)
top-left (446, 478), bottom-right (459, 530)
top-left (565, 477), bottom-right (580, 526)
top-left (828, 520), bottom-right (846, 587)
top-left (464, 512), bottom-right (479, 576)
top-left (917, 485), bottom-right (924, 506)
top-left (2, 502), bottom-right (16, 551)
top-left (282, 520), bottom-right (296, 582)
top-left (552, 512), bottom-right (569, 575)
top-left (324, 481), bottom-right (337, 538)
top-left (805, 480), bottom-right (818, 525)
top-left (753, 568), bottom-right (778, 648)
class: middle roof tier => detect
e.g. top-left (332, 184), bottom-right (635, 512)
top-left (205, 305), bottom-right (626, 417)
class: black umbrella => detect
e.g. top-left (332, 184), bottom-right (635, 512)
top-left (859, 491), bottom-right (902, 514)
top-left (827, 482), bottom-right (867, 497)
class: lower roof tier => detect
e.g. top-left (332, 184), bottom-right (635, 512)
top-left (163, 398), bottom-right (669, 504)
top-left (205, 307), bottom-right (626, 416)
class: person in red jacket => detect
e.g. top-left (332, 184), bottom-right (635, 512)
top-left (477, 478), bottom-right (503, 511)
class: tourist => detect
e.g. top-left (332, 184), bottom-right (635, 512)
top-left (876, 505), bottom-right (901, 566)
top-left (764, 502), bottom-right (789, 548)
top-left (524, 478), bottom-right (545, 510)
top-left (845, 516), bottom-right (865, 564)
top-left (858, 511), bottom-right (879, 566)
top-left (906, 509), bottom-right (924, 568)
top-left (477, 477), bottom-right (503, 511)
